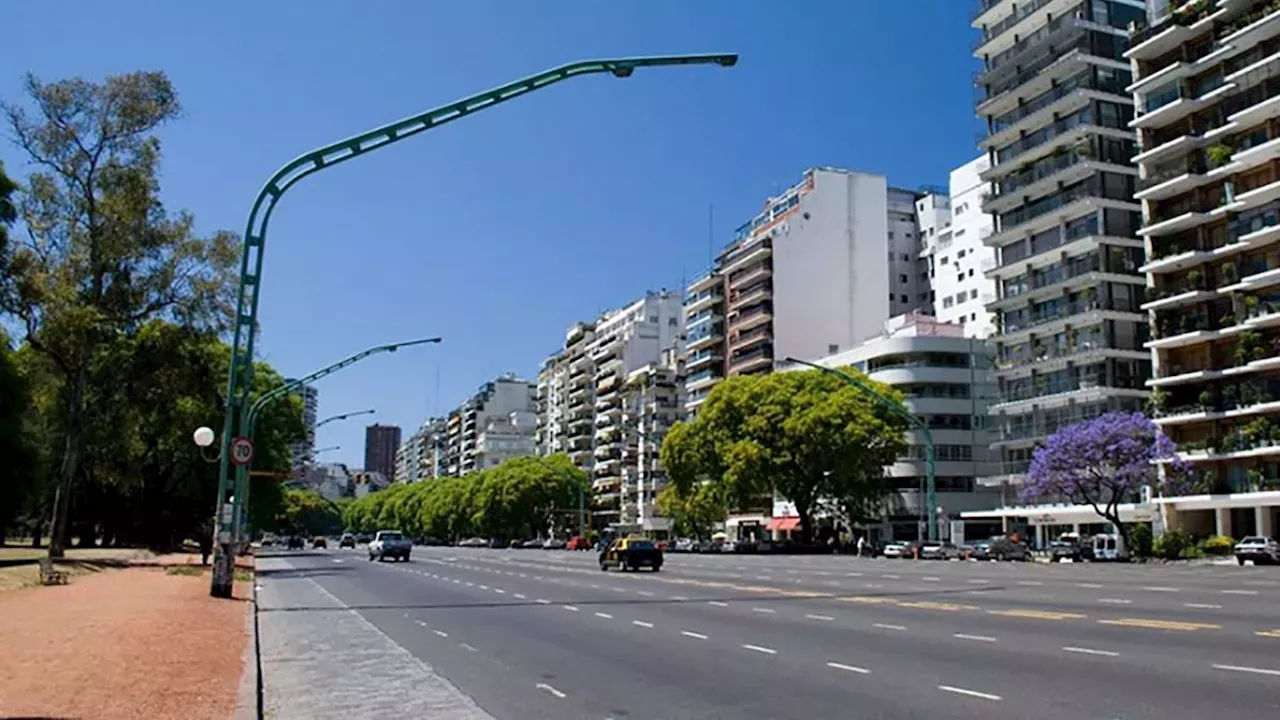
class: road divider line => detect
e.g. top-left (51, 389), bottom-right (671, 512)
top-left (1212, 663), bottom-right (1280, 677)
top-left (633, 620), bottom-right (654, 628)
top-left (1017, 581), bottom-right (1043, 586)
top-left (1222, 589), bottom-right (1259, 595)
top-left (433, 630), bottom-right (448, 638)
top-left (562, 605), bottom-right (579, 612)
top-left (881, 574), bottom-right (900, 579)
top-left (806, 614), bottom-right (834, 621)
top-left (967, 579), bottom-right (989, 584)
top-left (752, 607), bottom-right (777, 614)
top-left (494, 588), bottom-right (505, 594)
top-left (1097, 598), bottom-right (1132, 604)
top-left (594, 612), bottom-right (613, 619)
top-left (1255, 629), bottom-right (1280, 638)
top-left (708, 601), bottom-right (728, 607)
top-left (1062, 646), bottom-right (1117, 657)
top-left (988, 609), bottom-right (1085, 621)
top-left (681, 630), bottom-right (708, 639)
top-left (1075, 583), bottom-right (1103, 589)
top-left (873, 623), bottom-right (907, 631)
top-left (535, 683), bottom-right (567, 698)
top-left (1184, 603), bottom-right (1221, 609)
top-left (1142, 586), bottom-right (1178, 593)
top-left (938, 685), bottom-right (1001, 701)
top-left (514, 593), bottom-right (526, 599)
top-left (459, 643), bottom-right (477, 652)
top-left (827, 662), bottom-right (870, 674)
top-left (1098, 618), bottom-right (1221, 631)
top-left (535, 599), bottom-right (550, 604)
top-left (954, 633), bottom-right (997, 643)
top-left (742, 644), bottom-right (778, 655)
top-left (922, 576), bottom-right (940, 582)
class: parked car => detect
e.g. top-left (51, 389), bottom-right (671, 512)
top-left (286, 535), bottom-right (304, 550)
top-left (542, 537), bottom-right (567, 550)
top-left (312, 536), bottom-right (327, 549)
top-left (919, 541), bottom-right (961, 560)
top-left (1235, 536), bottom-right (1280, 565)
top-left (599, 538), bottom-right (663, 572)
top-left (368, 530), bottom-right (412, 562)
top-left (985, 535), bottom-right (1030, 561)
top-left (339, 533), bottom-right (356, 548)
top-left (882, 542), bottom-right (914, 559)
top-left (567, 536), bottom-right (593, 551)
top-left (1049, 539), bottom-right (1082, 562)
top-left (458, 537), bottom-right (488, 548)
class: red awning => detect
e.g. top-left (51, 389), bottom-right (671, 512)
top-left (764, 516), bottom-right (801, 531)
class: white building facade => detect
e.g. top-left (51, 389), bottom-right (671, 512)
top-left (926, 155), bottom-right (999, 337)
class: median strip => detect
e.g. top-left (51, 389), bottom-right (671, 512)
top-left (1098, 618), bottom-right (1221, 631)
top-left (987, 609), bottom-right (1085, 621)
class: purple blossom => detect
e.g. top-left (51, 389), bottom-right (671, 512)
top-left (1021, 411), bottom-right (1188, 510)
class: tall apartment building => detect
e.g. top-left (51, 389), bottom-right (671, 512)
top-left (415, 417), bottom-right (448, 480)
top-left (780, 313), bottom-right (1001, 542)
top-left (394, 436), bottom-right (418, 484)
top-left (973, 0), bottom-right (1152, 486)
top-left (457, 374), bottom-right (537, 475)
top-left (536, 292), bottom-right (684, 531)
top-left (363, 424), bottom-right (401, 481)
top-left (285, 381), bottom-right (319, 477)
top-left (1128, 0), bottom-right (1280, 538)
top-left (923, 156), bottom-right (1001, 337)
top-left (682, 167), bottom-right (931, 415)
top-left (615, 349), bottom-right (685, 535)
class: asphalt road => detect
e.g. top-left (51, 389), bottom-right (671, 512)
top-left (260, 547), bottom-right (1280, 720)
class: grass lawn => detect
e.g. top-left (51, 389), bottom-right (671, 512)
top-left (0, 544), bottom-right (157, 592)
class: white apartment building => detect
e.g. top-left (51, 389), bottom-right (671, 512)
top-left (925, 155), bottom-right (999, 337)
top-left (683, 167), bottom-right (931, 415)
top-left (615, 348), bottom-right (684, 535)
top-left (475, 410), bottom-right (537, 470)
top-left (457, 374), bottom-right (537, 475)
top-left (776, 313), bottom-right (1001, 543)
top-left (394, 435), bottom-right (418, 484)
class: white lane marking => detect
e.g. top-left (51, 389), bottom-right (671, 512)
top-left (415, 620), bottom-right (427, 626)
top-left (922, 576), bottom-right (940, 582)
top-left (464, 581), bottom-right (474, 587)
top-left (874, 623), bottom-right (906, 631)
top-left (562, 605), bottom-right (579, 612)
top-left (752, 607), bottom-right (777, 614)
top-left (806, 614), bottom-right (835, 621)
top-left (938, 685), bottom-right (1002, 701)
top-left (881, 574), bottom-right (900, 580)
top-left (846, 572), bottom-right (863, 577)
top-left (1213, 663), bottom-right (1280, 677)
top-left (967, 579), bottom-right (989, 584)
top-left (494, 588), bottom-right (505, 594)
top-left (518, 573), bottom-right (527, 578)
top-left (954, 633), bottom-right (997, 643)
top-left (514, 593), bottom-right (526, 599)
top-left (433, 630), bottom-right (448, 638)
top-left (459, 643), bottom-right (478, 652)
top-left (827, 661), bottom-right (870, 674)
top-left (1184, 602), bottom-right (1222, 609)
top-left (535, 599), bottom-right (550, 604)
top-left (681, 630), bottom-right (708, 639)
top-left (587, 584), bottom-right (600, 589)
top-left (632, 620), bottom-right (654, 628)
top-left (594, 612), bottom-right (613, 619)
top-left (742, 644), bottom-right (778, 655)
top-left (672, 596), bottom-right (689, 601)
top-left (755, 575), bottom-right (772, 580)
top-left (1142, 586), bottom-right (1178, 592)
top-left (637, 590), bottom-right (655, 597)
top-left (535, 682), bottom-right (567, 698)
top-left (1097, 598), bottom-right (1132, 604)
top-left (478, 584), bottom-right (489, 590)
top-left (1222, 589), bottom-right (1259, 595)
top-left (864, 583), bottom-right (884, 589)
top-left (451, 579), bottom-right (460, 584)
top-left (708, 601), bottom-right (729, 607)
top-left (332, 559), bottom-right (344, 563)
top-left (1017, 581), bottom-right (1043, 586)
top-left (534, 576), bottom-right (543, 580)
top-left (1075, 583), bottom-right (1103, 589)
top-left (1063, 646), bottom-right (1118, 657)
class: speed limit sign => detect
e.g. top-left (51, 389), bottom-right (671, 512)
top-left (230, 436), bottom-right (255, 466)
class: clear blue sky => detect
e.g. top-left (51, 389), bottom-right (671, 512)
top-left (3, 0), bottom-right (981, 469)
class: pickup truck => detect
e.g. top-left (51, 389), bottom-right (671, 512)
top-left (368, 530), bottom-right (412, 562)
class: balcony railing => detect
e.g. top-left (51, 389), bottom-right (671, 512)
top-left (1137, 155), bottom-right (1207, 191)
top-left (996, 178), bottom-right (1102, 236)
top-left (1128, 0), bottom-right (1216, 48)
top-left (972, 0), bottom-right (1055, 52)
top-left (1001, 297), bottom-right (1140, 334)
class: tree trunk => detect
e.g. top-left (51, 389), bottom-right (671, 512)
top-left (1106, 514), bottom-right (1128, 558)
top-left (48, 363), bottom-right (89, 559)
top-left (795, 498), bottom-right (813, 545)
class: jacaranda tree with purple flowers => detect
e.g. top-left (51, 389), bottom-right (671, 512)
top-left (1023, 411), bottom-right (1189, 554)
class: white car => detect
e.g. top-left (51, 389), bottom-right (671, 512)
top-left (1234, 536), bottom-right (1280, 565)
top-left (882, 543), bottom-right (910, 559)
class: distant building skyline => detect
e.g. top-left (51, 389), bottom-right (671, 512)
top-left (363, 424), bottom-right (401, 481)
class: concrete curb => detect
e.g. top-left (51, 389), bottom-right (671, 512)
top-left (234, 573), bottom-right (261, 720)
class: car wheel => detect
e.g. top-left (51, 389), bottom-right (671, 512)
top-left (1238, 556), bottom-right (1246, 565)
top-left (600, 562), bottom-right (609, 571)
top-left (997, 552), bottom-right (1006, 562)
top-left (368, 554), bottom-right (374, 561)
top-left (652, 565), bottom-right (661, 572)
top-left (403, 555), bottom-right (411, 562)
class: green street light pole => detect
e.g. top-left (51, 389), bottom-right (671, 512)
top-left (211, 53), bottom-right (737, 597)
top-left (785, 357), bottom-right (938, 542)
top-left (315, 409), bottom-right (376, 430)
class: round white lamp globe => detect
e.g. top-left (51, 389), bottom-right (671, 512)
top-left (193, 426), bottom-right (216, 448)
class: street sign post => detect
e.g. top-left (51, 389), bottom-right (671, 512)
top-left (230, 436), bottom-right (254, 466)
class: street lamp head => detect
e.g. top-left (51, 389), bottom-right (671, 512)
top-left (193, 426), bottom-right (216, 448)
top-left (714, 54), bottom-right (738, 67)
top-left (611, 66), bottom-right (635, 78)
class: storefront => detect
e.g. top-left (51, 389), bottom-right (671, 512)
top-left (1156, 490), bottom-right (1279, 539)
top-left (960, 502), bottom-right (1161, 548)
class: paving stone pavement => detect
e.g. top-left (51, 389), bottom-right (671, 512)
top-left (256, 556), bottom-right (494, 720)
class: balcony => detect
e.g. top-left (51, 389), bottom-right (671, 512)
top-left (994, 372), bottom-right (1147, 407)
top-left (683, 288), bottom-right (719, 314)
top-left (1126, 1), bottom-right (1223, 62)
top-left (972, 0), bottom-right (1071, 57)
top-left (728, 262), bottom-right (771, 290)
top-left (728, 282), bottom-right (771, 310)
top-left (986, 71), bottom-right (1126, 149)
top-left (730, 324), bottom-right (773, 350)
top-left (721, 238), bottom-right (772, 274)
top-left (727, 302), bottom-right (772, 333)
top-left (728, 347), bottom-right (773, 375)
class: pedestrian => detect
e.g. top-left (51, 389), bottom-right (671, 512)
top-left (198, 516), bottom-right (214, 566)
top-left (857, 535), bottom-right (867, 558)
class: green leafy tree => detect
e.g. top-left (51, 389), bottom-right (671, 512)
top-left (655, 481), bottom-right (726, 540)
top-left (0, 72), bottom-right (238, 556)
top-left (660, 368), bottom-right (909, 544)
top-left (279, 488), bottom-right (344, 536)
top-left (0, 329), bottom-right (39, 544)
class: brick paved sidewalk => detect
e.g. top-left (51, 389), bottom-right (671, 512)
top-left (0, 564), bottom-right (251, 720)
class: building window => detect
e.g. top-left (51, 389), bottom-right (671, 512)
top-left (828, 344), bottom-right (839, 354)
top-left (899, 274), bottom-right (908, 283)
top-left (901, 253), bottom-right (910, 261)
top-left (940, 256), bottom-right (949, 265)
top-left (889, 231), bottom-right (895, 239)
top-left (900, 294), bottom-right (908, 302)
top-left (968, 268), bottom-right (975, 277)
top-left (957, 249), bottom-right (966, 259)
top-left (943, 297), bottom-right (954, 308)
top-left (970, 289), bottom-right (978, 299)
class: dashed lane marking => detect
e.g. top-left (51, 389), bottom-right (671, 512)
top-left (633, 620), bottom-right (654, 628)
top-left (1212, 664), bottom-right (1280, 677)
top-left (562, 605), bottom-right (580, 612)
top-left (873, 623), bottom-right (907, 631)
top-left (1062, 646), bottom-right (1118, 657)
top-left (459, 643), bottom-right (478, 652)
top-left (1017, 581), bottom-right (1043, 586)
top-left (827, 661), bottom-right (870, 674)
top-left (806, 614), bottom-right (834, 621)
top-left (1184, 602), bottom-right (1222, 609)
top-left (881, 574), bottom-right (900, 580)
top-left (938, 685), bottom-right (1002, 701)
top-left (898, 600), bottom-right (976, 612)
top-left (535, 599), bottom-right (550, 604)
top-left (433, 630), bottom-right (448, 638)
top-left (494, 588), bottom-right (505, 594)
top-left (681, 630), bottom-right (708, 639)
top-left (594, 612), bottom-right (613, 619)
top-left (708, 601), bottom-right (728, 607)
top-left (535, 683), bottom-right (567, 698)
top-left (742, 644), bottom-right (778, 655)
top-left (752, 607), bottom-right (777, 614)
top-left (954, 633), bottom-right (997, 643)
top-left (1222, 589), bottom-right (1259, 596)
top-left (514, 593), bottom-right (526, 599)
top-left (1255, 629), bottom-right (1280, 638)
top-left (1097, 598), bottom-right (1132, 604)
top-left (1141, 586), bottom-right (1179, 593)
top-left (1098, 618), bottom-right (1222, 631)
top-left (1075, 583), bottom-right (1103, 589)
top-left (922, 576), bottom-right (940, 582)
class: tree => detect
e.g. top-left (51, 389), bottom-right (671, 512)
top-left (279, 488), bottom-right (344, 536)
top-left (655, 481), bottom-right (726, 540)
top-left (1023, 411), bottom-right (1190, 555)
top-left (0, 329), bottom-right (39, 544)
top-left (661, 368), bottom-right (910, 544)
top-left (0, 72), bottom-right (238, 556)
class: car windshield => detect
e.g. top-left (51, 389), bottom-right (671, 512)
top-left (1239, 536), bottom-right (1265, 544)
top-left (380, 532), bottom-right (403, 541)
top-left (627, 540), bottom-right (655, 550)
